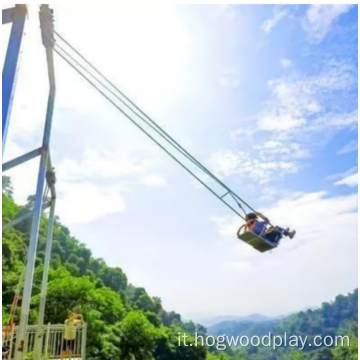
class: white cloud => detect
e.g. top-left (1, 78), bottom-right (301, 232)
top-left (230, 122), bottom-right (257, 141)
top-left (53, 147), bottom-right (168, 223)
top-left (208, 150), bottom-right (242, 178)
top-left (280, 58), bottom-right (293, 69)
top-left (208, 149), bottom-right (299, 184)
top-left (220, 68), bottom-right (240, 88)
top-left (4, 157), bottom-right (40, 207)
top-left (309, 110), bottom-right (358, 133)
top-left (141, 174), bottom-right (167, 187)
top-left (267, 191), bottom-right (357, 232)
top-left (211, 214), bottom-right (239, 238)
top-left (303, 5), bottom-right (353, 42)
top-left (54, 5), bottom-right (191, 112)
top-left (262, 8), bottom-right (288, 33)
top-left (58, 148), bottom-right (155, 182)
top-left (3, 139), bottom-right (27, 163)
top-left (258, 61), bottom-right (355, 134)
top-left (254, 140), bottom-right (308, 158)
top-left (221, 59), bottom-right (357, 185)
top-left (335, 173), bottom-right (358, 188)
top-left (208, 140), bottom-right (308, 184)
top-left (225, 261), bottom-right (251, 271)
top-left (328, 165), bottom-right (358, 182)
top-left (338, 140), bottom-right (358, 155)
top-left (258, 113), bottom-right (307, 132)
top-left (4, 146), bottom-right (132, 224)
top-left (57, 182), bottom-right (126, 224)
top-left (214, 5), bottom-right (239, 23)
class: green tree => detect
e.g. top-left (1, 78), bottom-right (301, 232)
top-left (118, 311), bottom-right (158, 360)
top-left (2, 176), bottom-right (13, 197)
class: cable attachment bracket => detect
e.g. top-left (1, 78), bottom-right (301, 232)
top-left (39, 5), bottom-right (55, 48)
top-left (46, 167), bottom-right (56, 186)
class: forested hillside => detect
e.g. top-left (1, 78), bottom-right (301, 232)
top-left (209, 290), bottom-right (358, 360)
top-left (209, 319), bottom-right (278, 340)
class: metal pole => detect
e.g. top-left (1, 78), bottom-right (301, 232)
top-left (33, 198), bottom-right (56, 360)
top-left (44, 323), bottom-right (51, 358)
top-left (14, 6), bottom-right (56, 356)
top-left (81, 323), bottom-right (87, 360)
top-left (14, 150), bottom-right (48, 360)
top-left (2, 5), bottom-right (27, 151)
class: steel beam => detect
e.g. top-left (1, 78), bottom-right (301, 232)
top-left (2, 5), bottom-right (27, 151)
top-left (33, 198), bottom-right (56, 359)
top-left (2, 147), bottom-right (42, 172)
top-left (2, 7), bottom-right (15, 25)
top-left (15, 6), bottom-right (56, 360)
top-left (2, 201), bottom-right (51, 233)
top-left (14, 152), bottom-right (49, 360)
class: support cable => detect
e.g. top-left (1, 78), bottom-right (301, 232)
top-left (53, 33), bottom-right (261, 218)
top-left (53, 46), bottom-right (244, 218)
top-left (51, 32), bottom-right (272, 223)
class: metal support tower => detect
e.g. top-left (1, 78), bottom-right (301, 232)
top-left (2, 5), bottom-right (57, 360)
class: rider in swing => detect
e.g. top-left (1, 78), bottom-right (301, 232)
top-left (240, 212), bottom-right (296, 245)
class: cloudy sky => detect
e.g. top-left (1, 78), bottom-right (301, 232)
top-left (2, 5), bottom-right (358, 320)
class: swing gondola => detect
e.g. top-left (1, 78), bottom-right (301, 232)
top-left (237, 224), bottom-right (277, 253)
top-left (236, 211), bottom-right (296, 253)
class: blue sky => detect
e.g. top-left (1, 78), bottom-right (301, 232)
top-left (3, 4), bottom-right (358, 320)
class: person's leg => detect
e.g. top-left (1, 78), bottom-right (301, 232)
top-left (61, 340), bottom-right (68, 359)
top-left (69, 339), bottom-right (75, 359)
top-left (264, 227), bottom-right (284, 244)
top-left (2, 346), bottom-right (10, 359)
top-left (277, 226), bottom-right (296, 239)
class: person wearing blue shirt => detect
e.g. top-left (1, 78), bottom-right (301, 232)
top-left (245, 212), bottom-right (296, 245)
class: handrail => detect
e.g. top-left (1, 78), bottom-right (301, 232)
top-left (3, 323), bottom-right (87, 360)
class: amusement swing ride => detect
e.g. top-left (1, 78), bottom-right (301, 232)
top-left (2, 5), bottom-right (296, 359)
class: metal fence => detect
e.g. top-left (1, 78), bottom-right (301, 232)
top-left (3, 323), bottom-right (87, 360)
